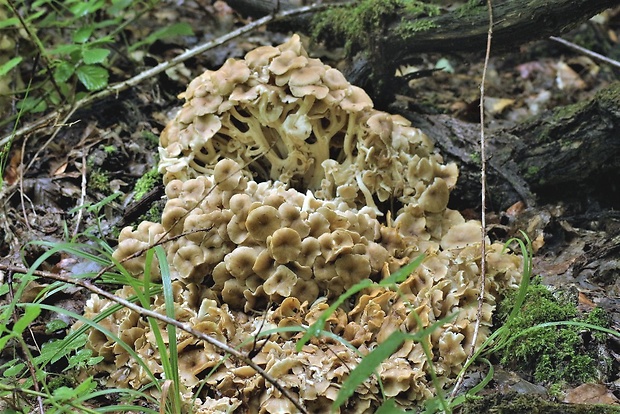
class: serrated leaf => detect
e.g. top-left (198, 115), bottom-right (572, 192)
top-left (76, 65), bottom-right (108, 91)
top-left (0, 57), bottom-right (22, 77)
top-left (82, 47), bottom-right (110, 64)
top-left (51, 43), bottom-right (82, 56)
top-left (53, 61), bottom-right (75, 83)
top-left (333, 331), bottom-right (408, 410)
top-left (13, 305), bottom-right (41, 334)
top-left (73, 26), bottom-right (94, 43)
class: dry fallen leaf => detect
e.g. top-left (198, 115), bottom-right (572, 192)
top-left (564, 383), bottom-right (619, 405)
top-left (3, 148), bottom-right (22, 185)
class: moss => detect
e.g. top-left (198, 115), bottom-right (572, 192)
top-left (312, 0), bottom-right (440, 53)
top-left (134, 167), bottom-right (161, 201)
top-left (142, 129), bottom-right (160, 148)
top-left (88, 169), bottom-right (111, 194)
top-left (103, 145), bottom-right (117, 154)
top-left (524, 165), bottom-right (541, 179)
top-left (495, 278), bottom-right (610, 385)
top-left (458, 392), bottom-right (620, 414)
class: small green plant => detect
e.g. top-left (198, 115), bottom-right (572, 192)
top-left (0, 194), bottom-right (184, 412)
top-left (88, 169), bottom-right (111, 194)
top-left (134, 167), bottom-right (162, 201)
top-left (493, 278), bottom-right (613, 384)
top-left (2, 0), bottom-right (193, 116)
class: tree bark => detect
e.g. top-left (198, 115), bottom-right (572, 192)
top-left (226, 0), bottom-right (619, 102)
top-left (404, 82), bottom-right (620, 211)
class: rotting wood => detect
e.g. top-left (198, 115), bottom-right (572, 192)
top-left (404, 82), bottom-right (620, 211)
top-left (227, 0), bottom-right (618, 104)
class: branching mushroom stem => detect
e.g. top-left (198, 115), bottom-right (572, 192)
top-left (0, 263), bottom-right (310, 414)
top-left (451, 0), bottom-right (493, 399)
top-left (0, 2), bottom-right (340, 151)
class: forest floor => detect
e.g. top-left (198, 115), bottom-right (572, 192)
top-left (1, 1), bottom-right (619, 413)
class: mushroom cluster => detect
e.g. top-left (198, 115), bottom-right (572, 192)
top-left (158, 34), bottom-right (457, 215)
top-left (79, 36), bottom-right (523, 413)
top-left (113, 158), bottom-right (387, 312)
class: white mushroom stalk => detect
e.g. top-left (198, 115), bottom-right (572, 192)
top-left (159, 34), bottom-right (458, 216)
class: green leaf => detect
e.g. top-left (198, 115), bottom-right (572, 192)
top-left (3, 362), bottom-right (25, 378)
top-left (53, 61), bottom-right (75, 83)
top-left (13, 305), bottom-right (41, 334)
top-left (76, 65), bottom-right (109, 91)
top-left (45, 319), bottom-right (68, 334)
top-left (53, 385), bottom-right (77, 401)
top-left (0, 16), bottom-right (19, 29)
top-left (69, 0), bottom-right (105, 17)
top-left (109, 0), bottom-right (133, 14)
top-left (73, 26), bottom-right (94, 43)
top-left (74, 376), bottom-right (96, 395)
top-left (0, 57), bottom-right (22, 77)
top-left (333, 331), bottom-right (408, 410)
top-left (16, 96), bottom-right (47, 113)
top-left (51, 43), bottom-right (82, 56)
top-left (130, 22), bottom-right (193, 51)
top-left (0, 334), bottom-right (12, 350)
top-left (82, 47), bottom-right (110, 64)
top-left (375, 399), bottom-right (406, 414)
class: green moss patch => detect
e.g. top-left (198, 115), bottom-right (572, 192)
top-left (494, 278), bottom-right (611, 384)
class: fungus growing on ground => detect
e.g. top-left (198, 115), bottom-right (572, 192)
top-left (159, 34), bottom-right (457, 215)
top-left (79, 35), bottom-right (524, 414)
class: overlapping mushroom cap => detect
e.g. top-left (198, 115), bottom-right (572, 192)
top-left (158, 34), bottom-right (457, 215)
top-left (81, 35), bottom-right (523, 413)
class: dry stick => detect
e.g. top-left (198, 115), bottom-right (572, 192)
top-left (73, 152), bottom-right (88, 238)
top-left (0, 2), bottom-right (333, 150)
top-left (550, 36), bottom-right (620, 69)
top-left (451, 0), bottom-right (493, 399)
top-left (0, 263), bottom-right (309, 414)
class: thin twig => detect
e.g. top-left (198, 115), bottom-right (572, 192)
top-left (0, 2), bottom-right (335, 150)
top-left (0, 263), bottom-right (309, 414)
top-left (550, 36), bottom-right (620, 69)
top-left (451, 0), bottom-right (493, 398)
top-left (73, 152), bottom-right (88, 238)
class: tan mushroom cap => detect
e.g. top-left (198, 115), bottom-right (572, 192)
top-left (268, 227), bottom-right (302, 264)
top-left (213, 158), bottom-right (243, 191)
top-left (246, 204), bottom-right (281, 242)
top-left (417, 177), bottom-right (450, 213)
top-left (440, 221), bottom-right (482, 250)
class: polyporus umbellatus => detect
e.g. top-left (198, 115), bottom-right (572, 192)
top-left (79, 35), bottom-right (524, 413)
top-left (159, 34), bottom-right (457, 215)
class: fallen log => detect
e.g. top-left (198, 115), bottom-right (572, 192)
top-left (405, 82), bottom-right (620, 211)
